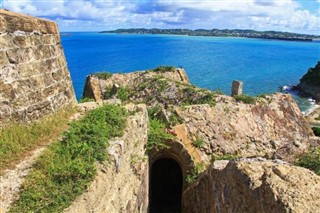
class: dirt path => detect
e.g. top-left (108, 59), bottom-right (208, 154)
top-left (0, 147), bottom-right (46, 212)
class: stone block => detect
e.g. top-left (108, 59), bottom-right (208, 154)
top-left (16, 61), bottom-right (41, 78)
top-left (0, 64), bottom-right (19, 82)
top-left (0, 50), bottom-right (9, 66)
top-left (231, 80), bottom-right (243, 96)
top-left (0, 35), bottom-right (14, 49)
top-left (6, 47), bottom-right (36, 64)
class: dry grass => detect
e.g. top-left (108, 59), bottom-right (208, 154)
top-left (0, 108), bottom-right (75, 174)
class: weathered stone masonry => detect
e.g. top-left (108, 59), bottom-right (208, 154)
top-left (0, 10), bottom-right (76, 124)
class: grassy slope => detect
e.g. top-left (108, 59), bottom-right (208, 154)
top-left (9, 104), bottom-right (127, 212)
top-left (0, 108), bottom-right (75, 174)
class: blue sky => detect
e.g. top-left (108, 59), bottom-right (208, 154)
top-left (1, 0), bottom-right (319, 34)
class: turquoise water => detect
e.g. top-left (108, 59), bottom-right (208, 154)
top-left (61, 33), bottom-right (320, 111)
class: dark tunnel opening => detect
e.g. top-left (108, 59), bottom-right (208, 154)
top-left (149, 158), bottom-right (183, 213)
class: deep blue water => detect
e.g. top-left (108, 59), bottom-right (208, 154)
top-left (61, 32), bottom-right (320, 111)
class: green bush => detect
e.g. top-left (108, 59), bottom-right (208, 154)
top-left (92, 72), bottom-right (113, 79)
top-left (147, 118), bottom-right (174, 151)
top-left (168, 112), bottom-right (183, 126)
top-left (185, 163), bottom-right (205, 183)
top-left (295, 147), bottom-right (320, 175)
top-left (300, 61), bottom-right (320, 86)
top-left (211, 153), bottom-right (238, 162)
top-left (234, 94), bottom-right (256, 104)
top-left (9, 104), bottom-right (127, 212)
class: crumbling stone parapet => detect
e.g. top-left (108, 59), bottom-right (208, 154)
top-left (231, 80), bottom-right (243, 96)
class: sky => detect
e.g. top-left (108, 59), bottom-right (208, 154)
top-left (1, 0), bottom-right (319, 34)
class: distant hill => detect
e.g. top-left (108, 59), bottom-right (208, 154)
top-left (101, 28), bottom-right (320, 42)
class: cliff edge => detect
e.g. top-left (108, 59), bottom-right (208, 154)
top-left (298, 61), bottom-right (320, 101)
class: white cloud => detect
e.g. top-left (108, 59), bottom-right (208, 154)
top-left (2, 0), bottom-right (320, 34)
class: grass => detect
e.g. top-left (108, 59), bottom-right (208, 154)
top-left (295, 147), bottom-right (320, 175)
top-left (9, 104), bottom-right (127, 212)
top-left (234, 94), bottom-right (256, 104)
top-left (79, 97), bottom-right (95, 103)
top-left (0, 108), bottom-right (75, 174)
top-left (151, 66), bottom-right (176, 73)
top-left (192, 138), bottom-right (205, 148)
top-left (117, 87), bottom-right (130, 102)
top-left (92, 72), bottom-right (113, 79)
top-left (185, 163), bottom-right (205, 184)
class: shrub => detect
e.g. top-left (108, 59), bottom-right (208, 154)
top-left (185, 163), bottom-right (205, 183)
top-left (9, 104), bottom-right (127, 212)
top-left (147, 118), bottom-right (174, 151)
top-left (295, 147), bottom-right (320, 175)
top-left (234, 94), bottom-right (256, 104)
top-left (117, 87), bottom-right (130, 102)
top-left (92, 72), bottom-right (113, 79)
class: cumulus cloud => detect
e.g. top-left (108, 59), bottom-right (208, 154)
top-left (2, 0), bottom-right (320, 34)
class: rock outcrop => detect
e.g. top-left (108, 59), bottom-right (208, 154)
top-left (175, 93), bottom-right (314, 163)
top-left (0, 9), bottom-right (76, 124)
top-left (298, 61), bottom-right (320, 101)
top-left (182, 158), bottom-right (320, 213)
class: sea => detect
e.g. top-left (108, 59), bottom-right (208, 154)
top-left (61, 32), bottom-right (320, 112)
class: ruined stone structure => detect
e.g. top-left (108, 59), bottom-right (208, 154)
top-left (231, 80), bottom-right (243, 96)
top-left (2, 10), bottom-right (319, 213)
top-left (0, 10), bottom-right (76, 124)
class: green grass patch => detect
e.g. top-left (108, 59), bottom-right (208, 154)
top-left (151, 66), bottom-right (176, 73)
top-left (295, 147), bottom-right (320, 175)
top-left (79, 97), bottom-right (95, 103)
top-left (234, 94), bottom-right (256, 104)
top-left (9, 104), bottom-right (127, 212)
top-left (117, 87), bottom-right (130, 102)
top-left (92, 72), bottom-right (113, 79)
top-left (0, 108), bottom-right (74, 174)
top-left (192, 138), bottom-right (205, 148)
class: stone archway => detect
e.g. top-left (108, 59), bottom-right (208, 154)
top-left (149, 158), bottom-right (183, 213)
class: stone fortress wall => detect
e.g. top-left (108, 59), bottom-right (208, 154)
top-left (0, 9), bottom-right (76, 124)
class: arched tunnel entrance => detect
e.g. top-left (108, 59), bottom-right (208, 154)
top-left (149, 158), bottom-right (183, 213)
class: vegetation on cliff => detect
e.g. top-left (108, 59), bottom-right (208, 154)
top-left (0, 108), bottom-right (75, 174)
top-left (299, 61), bottom-right (320, 86)
top-left (147, 106), bottom-right (174, 151)
top-left (296, 147), bottom-right (320, 175)
top-left (9, 104), bottom-right (127, 212)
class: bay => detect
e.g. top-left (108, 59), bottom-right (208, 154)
top-left (61, 32), bottom-right (320, 111)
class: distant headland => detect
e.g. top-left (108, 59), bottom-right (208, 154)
top-left (101, 28), bottom-right (320, 42)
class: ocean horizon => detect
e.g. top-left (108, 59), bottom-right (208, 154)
top-left (61, 32), bottom-right (320, 112)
